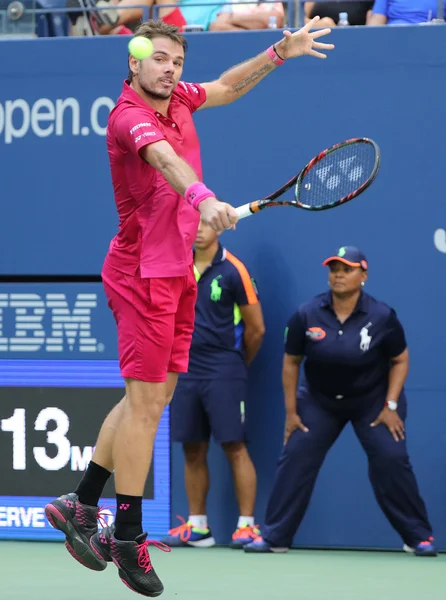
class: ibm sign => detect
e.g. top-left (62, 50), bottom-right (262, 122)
top-left (0, 294), bottom-right (100, 353)
top-left (0, 285), bottom-right (116, 359)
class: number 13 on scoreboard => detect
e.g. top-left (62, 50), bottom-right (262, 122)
top-left (1, 407), bottom-right (92, 471)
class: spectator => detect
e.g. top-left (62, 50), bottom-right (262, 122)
top-left (66, 0), bottom-right (138, 35)
top-left (67, 0), bottom-right (284, 35)
top-left (305, 1), bottom-right (373, 26)
top-left (368, 0), bottom-right (446, 25)
top-left (210, 1), bottom-right (285, 31)
top-left (160, 219), bottom-right (265, 548)
top-left (244, 247), bottom-right (437, 556)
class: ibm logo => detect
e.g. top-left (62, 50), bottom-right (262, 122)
top-left (0, 293), bottom-right (102, 353)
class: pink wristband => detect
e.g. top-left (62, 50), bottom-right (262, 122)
top-left (185, 182), bottom-right (215, 210)
top-left (266, 45), bottom-right (285, 66)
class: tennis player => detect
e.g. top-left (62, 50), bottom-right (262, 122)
top-left (45, 18), bottom-right (334, 598)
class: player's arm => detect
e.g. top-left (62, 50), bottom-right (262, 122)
top-left (198, 15), bottom-right (334, 110)
top-left (141, 140), bottom-right (237, 231)
top-left (142, 140), bottom-right (200, 196)
top-left (115, 112), bottom-right (237, 231)
top-left (198, 51), bottom-right (277, 109)
top-left (239, 303), bottom-right (265, 366)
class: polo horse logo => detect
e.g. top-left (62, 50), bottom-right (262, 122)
top-left (210, 276), bottom-right (223, 302)
top-left (359, 323), bottom-right (372, 352)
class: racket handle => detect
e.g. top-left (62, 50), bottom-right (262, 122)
top-left (235, 203), bottom-right (253, 220)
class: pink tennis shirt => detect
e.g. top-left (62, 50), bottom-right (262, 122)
top-left (105, 80), bottom-right (207, 278)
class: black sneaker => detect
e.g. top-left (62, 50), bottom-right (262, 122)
top-left (90, 525), bottom-right (171, 597)
top-left (45, 493), bottom-right (107, 571)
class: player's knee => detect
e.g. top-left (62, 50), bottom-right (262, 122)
top-left (166, 373), bottom-right (179, 407)
top-left (125, 382), bottom-right (166, 423)
top-left (222, 441), bottom-right (247, 461)
top-left (130, 400), bottom-right (165, 429)
top-left (183, 442), bottom-right (208, 464)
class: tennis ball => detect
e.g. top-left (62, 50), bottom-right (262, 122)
top-left (128, 36), bottom-right (154, 60)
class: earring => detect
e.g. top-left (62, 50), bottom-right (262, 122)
top-left (361, 282), bottom-right (365, 287)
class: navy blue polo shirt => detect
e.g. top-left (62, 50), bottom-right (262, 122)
top-left (186, 244), bottom-right (259, 379)
top-left (284, 291), bottom-right (407, 399)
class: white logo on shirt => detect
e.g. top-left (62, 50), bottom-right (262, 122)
top-left (179, 82), bottom-right (199, 95)
top-left (134, 131), bottom-right (156, 143)
top-left (359, 322), bottom-right (372, 352)
top-left (129, 122), bottom-right (152, 135)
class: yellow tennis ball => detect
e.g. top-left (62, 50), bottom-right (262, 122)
top-left (128, 36), bottom-right (154, 60)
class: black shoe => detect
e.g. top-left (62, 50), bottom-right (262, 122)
top-left (45, 493), bottom-right (107, 571)
top-left (90, 525), bottom-right (171, 597)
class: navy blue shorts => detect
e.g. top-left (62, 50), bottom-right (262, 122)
top-left (170, 377), bottom-right (248, 443)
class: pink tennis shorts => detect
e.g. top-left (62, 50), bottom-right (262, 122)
top-left (102, 262), bottom-right (197, 383)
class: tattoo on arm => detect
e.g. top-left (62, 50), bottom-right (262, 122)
top-left (231, 63), bottom-right (274, 94)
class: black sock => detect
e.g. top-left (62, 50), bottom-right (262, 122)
top-left (114, 494), bottom-right (143, 541)
top-left (75, 461), bottom-right (112, 507)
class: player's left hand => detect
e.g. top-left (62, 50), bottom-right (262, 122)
top-left (370, 407), bottom-right (405, 442)
top-left (275, 16), bottom-right (335, 60)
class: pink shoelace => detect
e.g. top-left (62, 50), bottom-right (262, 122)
top-left (137, 539), bottom-right (171, 574)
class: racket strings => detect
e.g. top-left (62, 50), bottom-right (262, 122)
top-left (298, 142), bottom-right (377, 209)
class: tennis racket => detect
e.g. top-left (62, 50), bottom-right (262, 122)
top-left (235, 138), bottom-right (380, 219)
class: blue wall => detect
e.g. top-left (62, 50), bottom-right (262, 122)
top-left (1, 25), bottom-right (445, 549)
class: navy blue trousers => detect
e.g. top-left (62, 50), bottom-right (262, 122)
top-left (263, 389), bottom-right (433, 548)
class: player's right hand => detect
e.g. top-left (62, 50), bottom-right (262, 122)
top-left (198, 197), bottom-right (239, 233)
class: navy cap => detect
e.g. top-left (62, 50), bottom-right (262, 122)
top-left (322, 246), bottom-right (368, 270)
